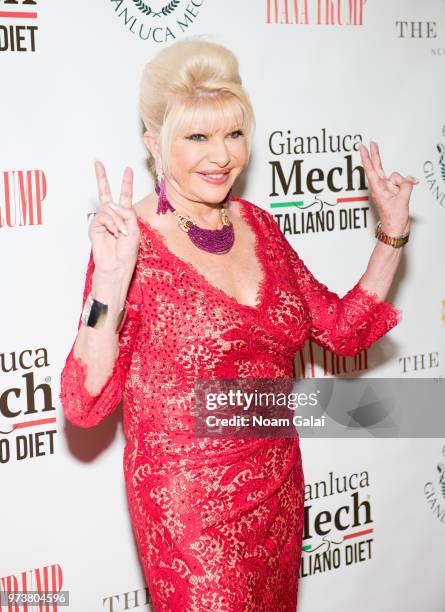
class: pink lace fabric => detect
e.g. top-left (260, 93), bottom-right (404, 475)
top-left (59, 198), bottom-right (401, 610)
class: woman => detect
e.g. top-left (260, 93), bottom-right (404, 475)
top-left (60, 38), bottom-right (416, 611)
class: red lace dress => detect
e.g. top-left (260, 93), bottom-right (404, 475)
top-left (60, 198), bottom-right (401, 611)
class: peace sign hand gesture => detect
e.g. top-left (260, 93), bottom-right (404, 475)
top-left (89, 161), bottom-right (140, 277)
top-left (359, 141), bottom-right (418, 236)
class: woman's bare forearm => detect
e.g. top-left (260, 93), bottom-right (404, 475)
top-left (358, 238), bottom-right (405, 302)
top-left (72, 268), bottom-right (133, 396)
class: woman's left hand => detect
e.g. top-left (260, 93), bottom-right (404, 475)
top-left (359, 140), bottom-right (418, 236)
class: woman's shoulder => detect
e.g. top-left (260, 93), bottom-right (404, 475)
top-left (232, 196), bottom-right (279, 232)
top-left (232, 196), bottom-right (268, 214)
top-left (133, 196), bottom-right (167, 257)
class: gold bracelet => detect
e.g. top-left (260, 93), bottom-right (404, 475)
top-left (81, 292), bottom-right (128, 333)
top-left (375, 222), bottom-right (410, 248)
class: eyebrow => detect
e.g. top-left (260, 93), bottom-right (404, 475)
top-left (186, 126), bottom-right (243, 133)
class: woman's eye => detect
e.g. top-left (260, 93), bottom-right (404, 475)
top-left (229, 130), bottom-right (244, 138)
top-left (187, 134), bottom-right (207, 142)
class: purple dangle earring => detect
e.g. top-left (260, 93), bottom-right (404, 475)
top-left (155, 170), bottom-right (172, 215)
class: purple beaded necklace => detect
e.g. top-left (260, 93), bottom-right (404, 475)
top-left (155, 177), bottom-right (234, 255)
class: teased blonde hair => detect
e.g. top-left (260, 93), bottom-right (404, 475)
top-left (139, 37), bottom-right (255, 183)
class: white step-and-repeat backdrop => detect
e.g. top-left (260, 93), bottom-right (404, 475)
top-left (1, 1), bottom-right (444, 610)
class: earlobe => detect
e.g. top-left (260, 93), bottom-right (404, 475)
top-left (143, 130), bottom-right (154, 152)
top-left (144, 130), bottom-right (161, 163)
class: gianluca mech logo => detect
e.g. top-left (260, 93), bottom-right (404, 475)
top-left (110, 0), bottom-right (205, 44)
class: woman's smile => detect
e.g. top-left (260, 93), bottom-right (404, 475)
top-left (196, 170), bottom-right (231, 184)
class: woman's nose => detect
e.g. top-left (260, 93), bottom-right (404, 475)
top-left (207, 138), bottom-right (231, 166)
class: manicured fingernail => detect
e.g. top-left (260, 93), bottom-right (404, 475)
top-left (119, 225), bottom-right (128, 236)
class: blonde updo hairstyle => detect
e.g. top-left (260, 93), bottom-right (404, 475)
top-left (139, 37), bottom-right (256, 185)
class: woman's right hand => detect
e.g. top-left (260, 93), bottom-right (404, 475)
top-left (89, 160), bottom-right (140, 277)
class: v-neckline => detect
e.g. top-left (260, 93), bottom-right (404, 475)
top-left (136, 197), bottom-right (270, 313)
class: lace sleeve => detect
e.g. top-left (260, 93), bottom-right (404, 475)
top-left (59, 250), bottom-right (142, 428)
top-left (261, 208), bottom-right (402, 357)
